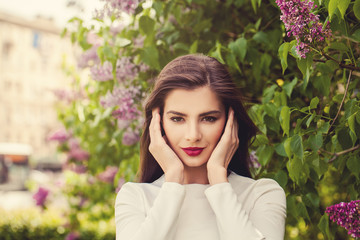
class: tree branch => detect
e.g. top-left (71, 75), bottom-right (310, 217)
top-left (327, 70), bottom-right (353, 133)
top-left (319, 144), bottom-right (360, 163)
top-left (322, 54), bottom-right (360, 71)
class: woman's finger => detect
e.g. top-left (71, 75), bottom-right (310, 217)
top-left (149, 108), bottom-right (161, 141)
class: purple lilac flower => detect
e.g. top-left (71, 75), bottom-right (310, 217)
top-left (249, 151), bottom-right (261, 169)
top-left (98, 166), bottom-right (119, 183)
top-left (122, 129), bottom-right (140, 146)
top-left (115, 57), bottom-right (138, 82)
top-left (63, 162), bottom-right (87, 174)
top-left (326, 200), bottom-right (360, 238)
top-left (52, 89), bottom-right (83, 104)
top-left (68, 139), bottom-right (90, 162)
top-left (276, 0), bottom-right (332, 58)
top-left (94, 0), bottom-right (140, 19)
top-left (47, 128), bottom-right (70, 143)
top-left (90, 61), bottom-right (114, 81)
top-left (86, 31), bottom-right (102, 45)
top-left (100, 85), bottom-right (142, 124)
top-left (132, 35), bottom-right (145, 48)
top-left (33, 187), bottom-right (49, 207)
top-left (65, 231), bottom-right (80, 240)
top-left (110, 21), bottom-right (125, 36)
top-left (77, 44), bottom-right (100, 69)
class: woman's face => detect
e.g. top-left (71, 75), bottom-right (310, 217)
top-left (162, 86), bottom-right (226, 168)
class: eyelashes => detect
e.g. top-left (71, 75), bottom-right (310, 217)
top-left (170, 117), bottom-right (184, 122)
top-left (169, 116), bottom-right (218, 123)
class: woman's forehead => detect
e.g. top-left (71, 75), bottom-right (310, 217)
top-left (163, 86), bottom-right (225, 113)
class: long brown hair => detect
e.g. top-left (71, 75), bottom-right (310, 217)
top-left (139, 54), bottom-right (257, 183)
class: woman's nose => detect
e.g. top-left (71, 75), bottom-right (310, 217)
top-left (185, 121), bottom-right (201, 142)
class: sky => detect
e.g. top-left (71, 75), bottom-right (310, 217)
top-left (0, 0), bottom-right (103, 28)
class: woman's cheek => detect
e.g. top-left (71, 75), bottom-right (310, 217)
top-left (212, 121), bottom-right (226, 143)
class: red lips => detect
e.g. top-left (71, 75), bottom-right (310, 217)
top-left (182, 147), bottom-right (204, 156)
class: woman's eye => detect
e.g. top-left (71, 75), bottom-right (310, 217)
top-left (170, 117), bottom-right (184, 122)
top-left (202, 116), bottom-right (217, 122)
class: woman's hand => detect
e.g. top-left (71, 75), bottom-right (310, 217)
top-left (207, 108), bottom-right (239, 185)
top-left (149, 108), bottom-right (184, 184)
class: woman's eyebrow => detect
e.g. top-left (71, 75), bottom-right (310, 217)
top-left (166, 110), bottom-right (222, 117)
top-left (166, 110), bottom-right (186, 116)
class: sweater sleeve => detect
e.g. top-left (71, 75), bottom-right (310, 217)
top-left (115, 182), bottom-right (186, 240)
top-left (204, 179), bottom-right (286, 240)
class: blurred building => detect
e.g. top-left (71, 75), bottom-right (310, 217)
top-left (0, 11), bottom-right (76, 162)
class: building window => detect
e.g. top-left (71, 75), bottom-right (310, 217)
top-left (32, 32), bottom-right (41, 49)
top-left (2, 41), bottom-right (13, 59)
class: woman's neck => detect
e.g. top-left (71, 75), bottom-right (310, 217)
top-left (183, 164), bottom-right (209, 184)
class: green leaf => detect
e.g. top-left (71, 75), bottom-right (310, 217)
top-left (296, 56), bottom-right (312, 89)
top-left (253, 31), bottom-right (269, 45)
top-left (354, 0), bottom-right (360, 20)
top-left (115, 38), bottom-right (132, 47)
top-left (318, 121), bottom-right (330, 133)
top-left (305, 192), bottom-right (320, 208)
top-left (284, 137), bottom-right (292, 158)
top-left (287, 156), bottom-right (308, 185)
top-left (226, 53), bottom-right (241, 73)
top-left (337, 0), bottom-right (350, 18)
top-left (273, 170), bottom-right (288, 188)
top-left (310, 97), bottom-right (319, 110)
top-left (283, 78), bottom-right (298, 98)
top-left (337, 128), bottom-right (353, 149)
top-left (280, 106), bottom-right (290, 136)
top-left (308, 132), bottom-right (323, 151)
top-left (318, 214), bottom-right (332, 240)
top-left (264, 115), bottom-right (280, 133)
top-left (348, 113), bottom-right (357, 135)
top-left (140, 46), bottom-right (160, 70)
top-left (297, 201), bottom-right (310, 221)
top-left (189, 40), bottom-right (198, 53)
top-left (346, 156), bottom-right (360, 179)
top-left (328, 42), bottom-right (349, 52)
top-left (262, 85), bottom-right (277, 103)
top-left (210, 41), bottom-right (225, 64)
top-left (256, 145), bottom-right (274, 166)
top-left (228, 38), bottom-right (247, 63)
top-left (251, 0), bottom-right (258, 13)
top-left (139, 16), bottom-right (155, 35)
top-left (312, 75), bottom-right (331, 96)
top-left (278, 42), bottom-right (290, 74)
top-left (173, 42), bottom-right (189, 51)
top-left (306, 113), bottom-right (315, 128)
top-left (275, 142), bottom-right (288, 157)
top-left (291, 134), bottom-right (304, 160)
top-left (193, 19), bottom-right (212, 34)
top-left (328, 0), bottom-right (340, 20)
top-left (260, 53), bottom-right (272, 76)
top-left (264, 103), bottom-right (278, 119)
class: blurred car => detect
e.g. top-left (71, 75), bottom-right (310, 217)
top-left (0, 142), bottom-right (32, 190)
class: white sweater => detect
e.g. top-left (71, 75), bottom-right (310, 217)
top-left (115, 172), bottom-right (286, 240)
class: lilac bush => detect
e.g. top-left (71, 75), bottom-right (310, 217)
top-left (90, 61), bottom-right (114, 81)
top-left (47, 128), bottom-right (70, 143)
top-left (100, 85), bottom-right (142, 124)
top-left (97, 166), bottom-right (119, 183)
top-left (276, 0), bottom-right (332, 58)
top-left (326, 200), bottom-right (360, 238)
top-left (94, 0), bottom-right (140, 19)
top-left (33, 187), bottom-right (49, 207)
top-left (122, 129), bottom-right (140, 146)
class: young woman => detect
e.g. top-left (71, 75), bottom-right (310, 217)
top-left (115, 54), bottom-right (286, 240)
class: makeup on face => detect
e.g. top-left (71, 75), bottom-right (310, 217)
top-left (181, 147), bottom-right (205, 156)
top-left (162, 86), bottom-right (226, 169)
